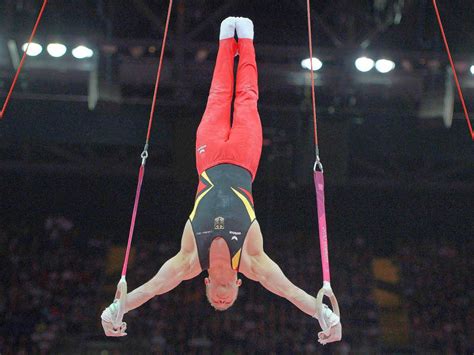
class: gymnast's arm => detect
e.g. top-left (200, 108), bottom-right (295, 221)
top-left (241, 221), bottom-right (341, 344)
top-left (240, 221), bottom-right (319, 317)
top-left (123, 220), bottom-right (201, 312)
top-left (101, 224), bottom-right (200, 337)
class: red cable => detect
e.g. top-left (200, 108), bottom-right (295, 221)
top-left (146, 0), bottom-right (174, 143)
top-left (0, 0), bottom-right (48, 119)
top-left (432, 0), bottom-right (474, 140)
top-left (306, 0), bottom-right (319, 148)
top-left (120, 0), bottom-right (173, 277)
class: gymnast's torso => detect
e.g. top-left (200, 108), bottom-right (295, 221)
top-left (188, 164), bottom-right (256, 271)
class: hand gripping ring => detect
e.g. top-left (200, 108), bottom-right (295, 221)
top-left (315, 282), bottom-right (340, 329)
top-left (112, 276), bottom-right (128, 329)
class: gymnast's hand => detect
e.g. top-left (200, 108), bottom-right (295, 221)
top-left (316, 304), bottom-right (341, 345)
top-left (101, 300), bottom-right (128, 337)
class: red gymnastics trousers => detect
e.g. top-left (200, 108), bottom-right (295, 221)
top-left (195, 38), bottom-right (263, 181)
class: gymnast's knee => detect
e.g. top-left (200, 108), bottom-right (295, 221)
top-left (235, 85), bottom-right (258, 104)
top-left (208, 87), bottom-right (233, 103)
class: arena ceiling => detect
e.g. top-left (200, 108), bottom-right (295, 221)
top-left (0, 0), bottom-right (472, 188)
top-left (1, 1), bottom-right (473, 99)
top-left (2, 0), bottom-right (474, 48)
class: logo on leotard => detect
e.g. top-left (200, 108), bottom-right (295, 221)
top-left (214, 216), bottom-right (225, 230)
top-left (230, 231), bottom-right (241, 241)
top-left (197, 145), bottom-right (207, 154)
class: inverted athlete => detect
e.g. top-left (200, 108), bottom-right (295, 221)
top-left (101, 17), bottom-right (341, 345)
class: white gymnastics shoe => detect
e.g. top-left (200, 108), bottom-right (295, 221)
top-left (220, 17), bottom-right (237, 40)
top-left (236, 17), bottom-right (254, 40)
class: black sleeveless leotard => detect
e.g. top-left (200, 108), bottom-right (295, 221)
top-left (189, 164), bottom-right (256, 271)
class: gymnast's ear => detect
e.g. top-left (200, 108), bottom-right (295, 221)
top-left (204, 277), bottom-right (211, 285)
top-left (236, 279), bottom-right (242, 287)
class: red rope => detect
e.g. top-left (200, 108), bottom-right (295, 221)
top-left (120, 0), bottom-right (173, 277)
top-left (432, 0), bottom-right (473, 140)
top-left (306, 0), bottom-right (319, 148)
top-left (146, 0), bottom-right (174, 143)
top-left (0, 0), bottom-right (48, 119)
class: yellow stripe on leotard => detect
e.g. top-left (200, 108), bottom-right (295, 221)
top-left (201, 171), bottom-right (212, 185)
top-left (232, 248), bottom-right (242, 270)
top-left (231, 187), bottom-right (256, 221)
top-left (189, 171), bottom-right (214, 221)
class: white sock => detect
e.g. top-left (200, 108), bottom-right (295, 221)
top-left (220, 17), bottom-right (236, 40)
top-left (236, 17), bottom-right (254, 40)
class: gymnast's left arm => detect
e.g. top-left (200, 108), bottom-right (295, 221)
top-left (245, 251), bottom-right (316, 314)
top-left (242, 251), bottom-right (341, 343)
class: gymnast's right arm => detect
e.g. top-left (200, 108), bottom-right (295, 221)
top-left (124, 249), bottom-right (197, 312)
top-left (126, 221), bottom-right (200, 311)
top-left (101, 221), bottom-right (200, 336)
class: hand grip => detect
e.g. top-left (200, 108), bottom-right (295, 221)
top-left (315, 282), bottom-right (340, 329)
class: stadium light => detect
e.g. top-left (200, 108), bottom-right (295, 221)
top-left (355, 56), bottom-right (374, 72)
top-left (470, 65), bottom-right (474, 75)
top-left (375, 59), bottom-right (396, 73)
top-left (301, 57), bottom-right (323, 71)
top-left (22, 42), bottom-right (43, 56)
top-left (72, 45), bottom-right (94, 59)
top-left (47, 43), bottom-right (67, 58)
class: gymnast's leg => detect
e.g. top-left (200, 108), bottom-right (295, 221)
top-left (229, 18), bottom-right (263, 180)
top-left (195, 17), bottom-right (238, 175)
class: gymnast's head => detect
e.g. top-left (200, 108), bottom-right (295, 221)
top-left (204, 272), bottom-right (242, 311)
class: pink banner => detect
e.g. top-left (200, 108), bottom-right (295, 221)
top-left (314, 171), bottom-right (330, 283)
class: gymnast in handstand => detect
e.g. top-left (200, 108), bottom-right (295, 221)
top-left (102, 17), bottom-right (341, 345)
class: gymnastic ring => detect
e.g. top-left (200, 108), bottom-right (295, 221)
top-left (315, 283), bottom-right (340, 327)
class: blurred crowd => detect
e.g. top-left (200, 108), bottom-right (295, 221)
top-left (398, 238), bottom-right (474, 354)
top-left (0, 217), bottom-right (107, 354)
top-left (1, 216), bottom-right (472, 354)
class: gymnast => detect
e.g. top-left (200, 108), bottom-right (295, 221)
top-left (101, 17), bottom-right (341, 345)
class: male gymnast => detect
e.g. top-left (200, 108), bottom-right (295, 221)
top-left (102, 17), bottom-right (341, 345)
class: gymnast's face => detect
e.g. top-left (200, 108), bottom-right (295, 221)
top-left (205, 277), bottom-right (242, 311)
